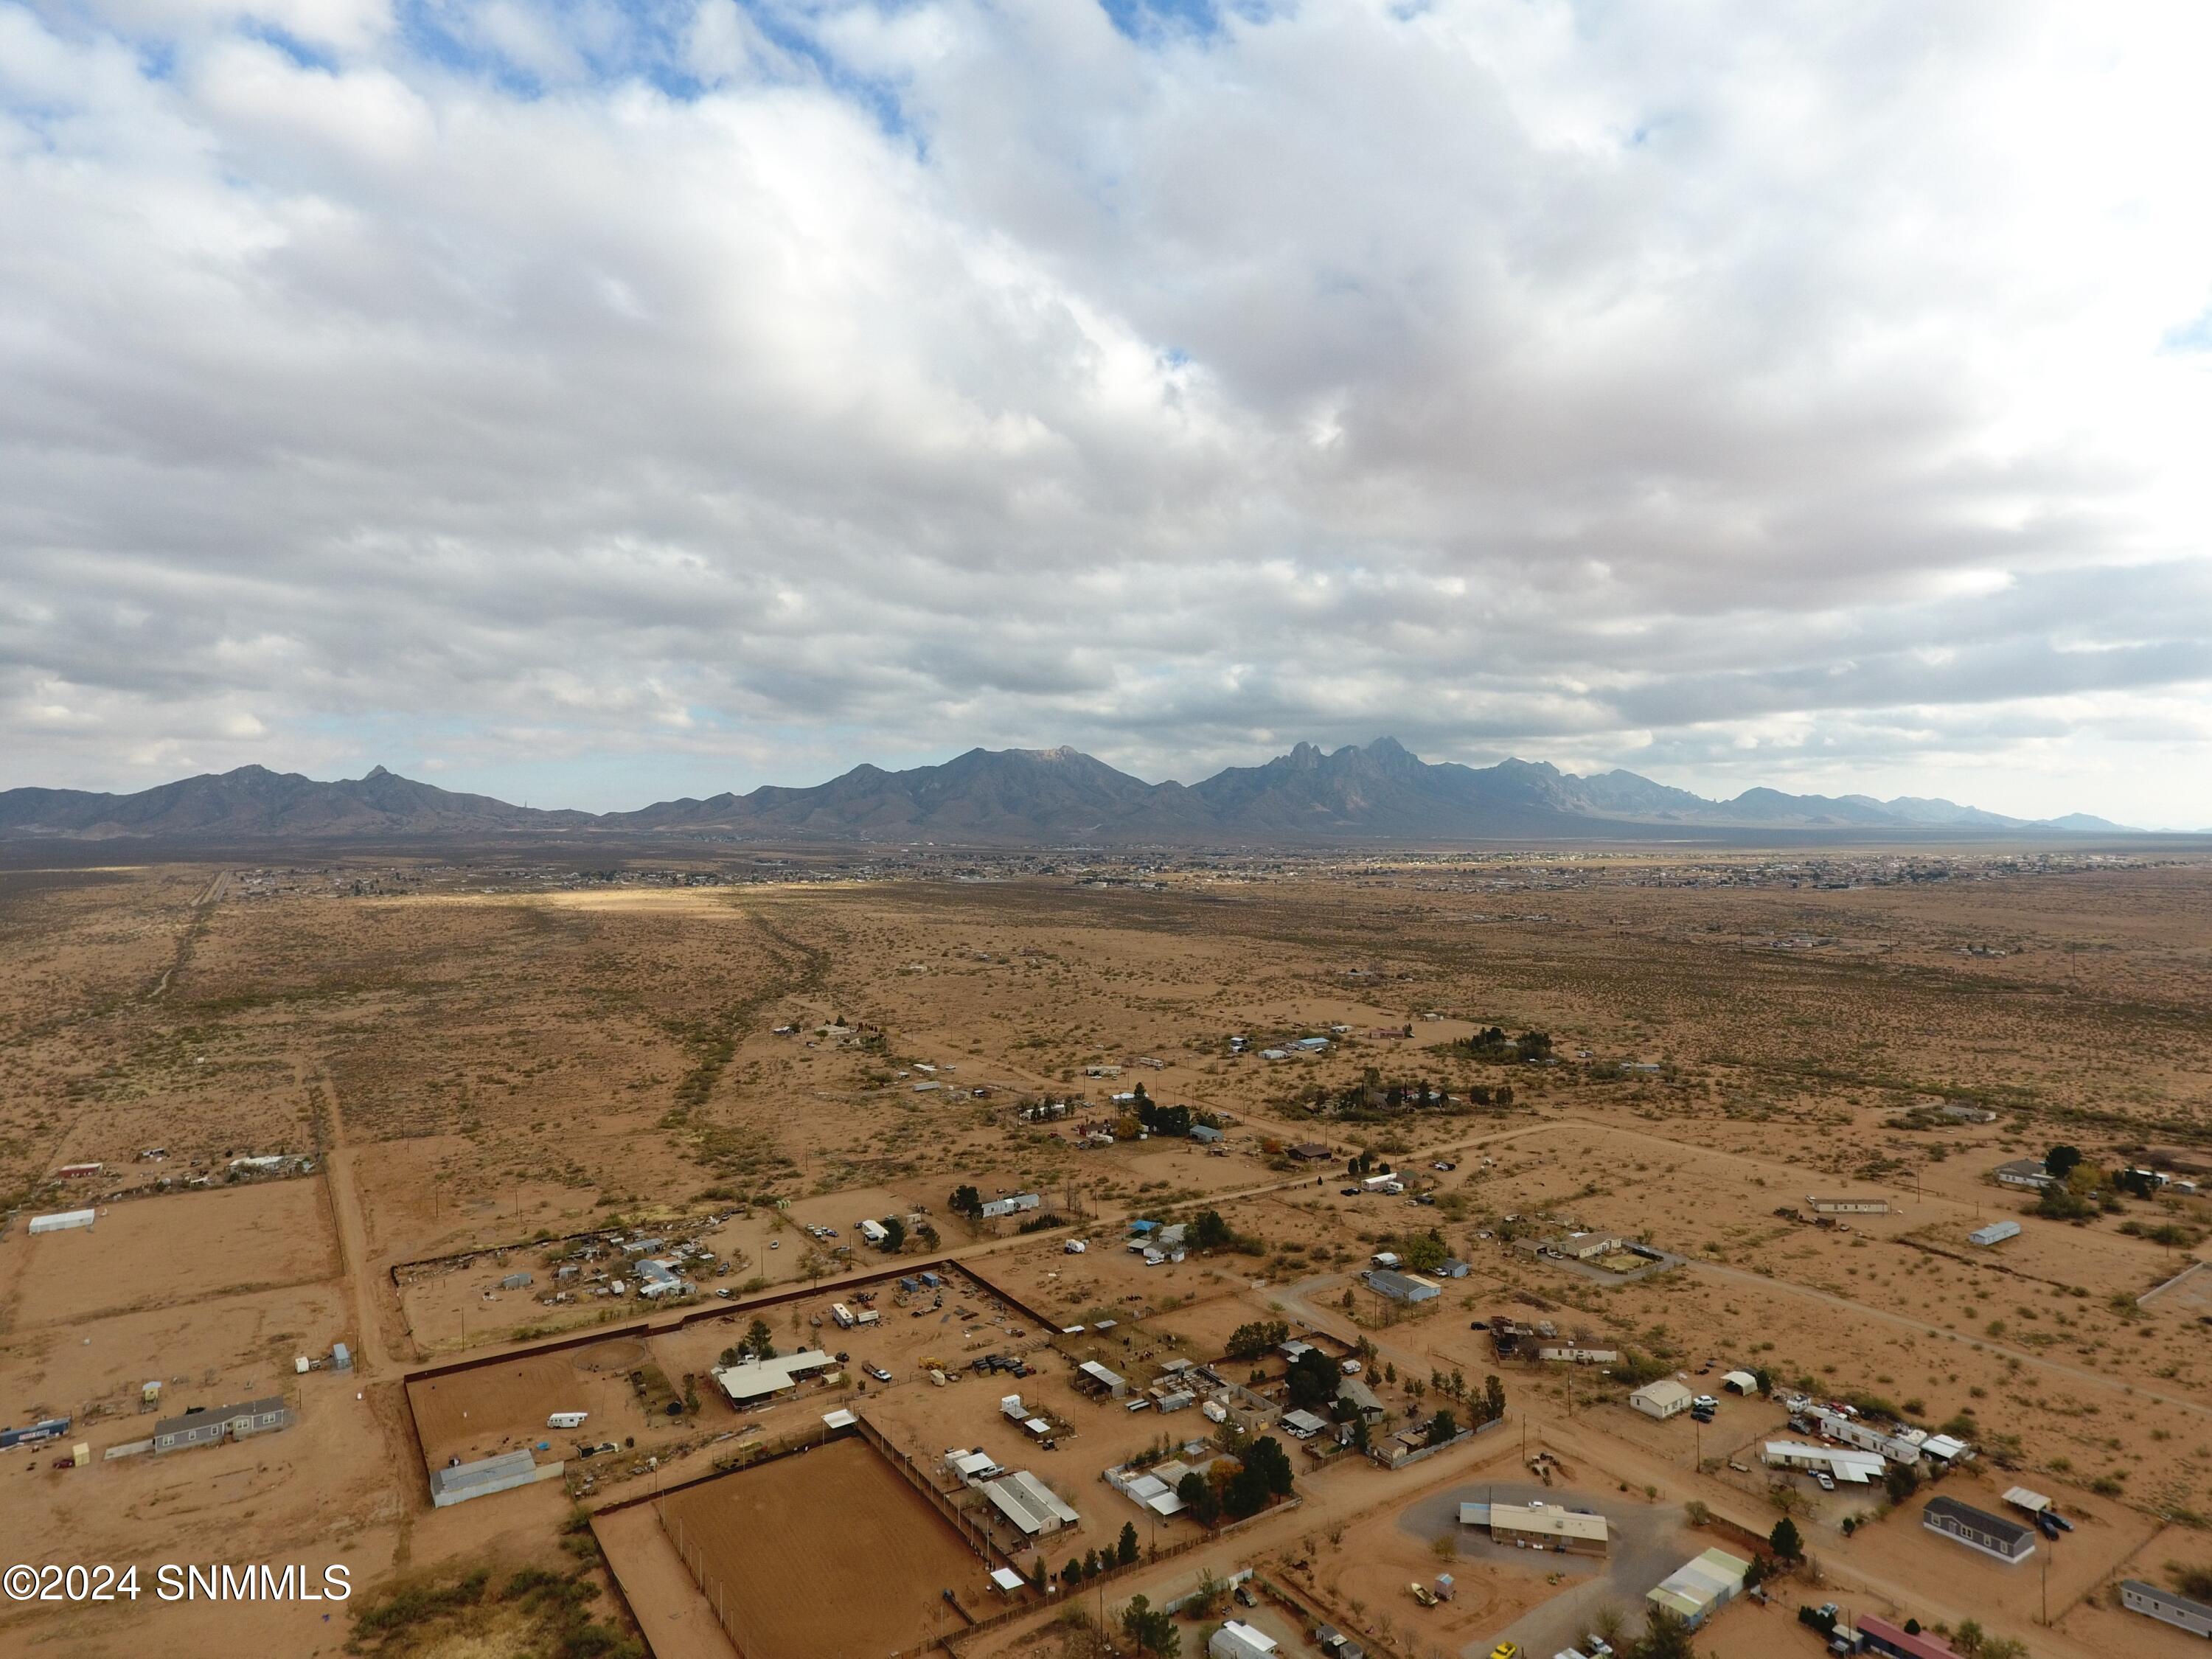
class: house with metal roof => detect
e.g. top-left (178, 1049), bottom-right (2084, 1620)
top-left (1364, 1268), bottom-right (1439, 1303)
top-left (983, 1470), bottom-right (1079, 1536)
top-left (2121, 1578), bottom-right (2212, 1638)
top-left (152, 1396), bottom-right (293, 1453)
top-left (1922, 1495), bottom-right (2034, 1562)
top-left (709, 1349), bottom-right (835, 1405)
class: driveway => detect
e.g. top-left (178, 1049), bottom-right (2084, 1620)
top-left (1394, 1480), bottom-right (1697, 1659)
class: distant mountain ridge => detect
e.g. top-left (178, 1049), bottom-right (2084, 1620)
top-left (0, 741), bottom-right (2143, 844)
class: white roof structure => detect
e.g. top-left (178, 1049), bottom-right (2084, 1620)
top-left (1078, 1360), bottom-right (1129, 1395)
top-left (1763, 1441), bottom-right (1887, 1483)
top-left (1721, 1370), bottom-right (1759, 1394)
top-left (984, 1470), bottom-right (1080, 1535)
top-left (27, 1209), bottom-right (96, 1234)
top-left (1487, 1502), bottom-right (1610, 1547)
top-left (1210, 1621), bottom-right (1279, 1659)
top-left (1921, 1434), bottom-right (1971, 1462)
top-left (2003, 1486), bottom-right (2051, 1514)
top-left (990, 1568), bottom-right (1027, 1594)
top-left (1281, 1409), bottom-right (1331, 1437)
top-left (821, 1409), bottom-right (858, 1430)
top-left (711, 1349), bottom-right (833, 1404)
top-left (950, 1448), bottom-right (1001, 1478)
top-left (1646, 1548), bottom-right (1750, 1624)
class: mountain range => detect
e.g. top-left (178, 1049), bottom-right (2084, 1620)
top-left (0, 740), bottom-right (2146, 844)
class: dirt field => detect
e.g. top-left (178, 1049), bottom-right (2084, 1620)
top-left (654, 1435), bottom-right (995, 1658)
top-left (0, 1178), bottom-right (338, 1328)
top-left (406, 1336), bottom-right (667, 1470)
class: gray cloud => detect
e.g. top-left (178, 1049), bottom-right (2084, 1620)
top-left (1, 0), bottom-right (2209, 824)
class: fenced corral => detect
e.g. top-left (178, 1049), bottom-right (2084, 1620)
top-left (636, 1431), bottom-right (1004, 1659)
top-left (849, 1411), bottom-right (1015, 1569)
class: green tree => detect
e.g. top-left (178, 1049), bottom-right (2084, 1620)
top-left (1119, 1594), bottom-right (1180, 1658)
top-left (1425, 1409), bottom-right (1459, 1447)
top-left (1177, 1470), bottom-right (1220, 1526)
top-left (1635, 1606), bottom-right (1695, 1659)
top-left (1287, 1348), bottom-right (1340, 1413)
top-left (1770, 1517), bottom-right (1804, 1560)
top-left (2045, 1144), bottom-right (2083, 1180)
top-left (1191, 1209), bottom-right (1234, 1251)
top-left (742, 1317), bottom-right (776, 1360)
top-left (1398, 1230), bottom-right (1448, 1273)
top-left (949, 1184), bottom-right (983, 1218)
top-left (1225, 1320), bottom-right (1290, 1360)
top-left (1117, 1521), bottom-right (1139, 1566)
top-left (1483, 1373), bottom-right (1508, 1424)
top-left (1061, 1558), bottom-right (1082, 1587)
top-left (1883, 1462), bottom-right (1921, 1506)
top-left (879, 1214), bottom-right (907, 1252)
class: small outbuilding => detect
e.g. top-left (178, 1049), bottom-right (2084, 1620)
top-left (1209, 1621), bottom-right (1279, 1659)
top-left (1630, 1380), bottom-right (1694, 1420)
top-left (1646, 1548), bottom-right (1750, 1629)
top-left (27, 1209), bottom-right (96, 1235)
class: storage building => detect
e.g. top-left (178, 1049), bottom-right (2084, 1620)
top-left (27, 1209), bottom-right (96, 1234)
top-left (858, 1218), bottom-right (890, 1246)
top-left (431, 1449), bottom-right (563, 1507)
top-left (1645, 1548), bottom-right (1750, 1629)
top-left (1209, 1621), bottom-right (1279, 1659)
top-left (1721, 1370), bottom-right (1760, 1395)
top-left (1921, 1495), bottom-right (2034, 1563)
top-left (1630, 1380), bottom-right (1694, 1420)
top-left (2121, 1579), bottom-right (2212, 1638)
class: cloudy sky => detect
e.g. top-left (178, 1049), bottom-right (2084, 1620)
top-left (3, 0), bottom-right (2209, 824)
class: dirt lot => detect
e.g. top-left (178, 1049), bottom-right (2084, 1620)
top-left (0, 1179), bottom-right (338, 1328)
top-left (653, 1435), bottom-right (996, 1658)
top-left (406, 1336), bottom-right (669, 1471)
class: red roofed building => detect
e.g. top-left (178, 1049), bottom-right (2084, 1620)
top-left (1858, 1614), bottom-right (1956, 1659)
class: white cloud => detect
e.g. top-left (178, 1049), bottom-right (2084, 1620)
top-left (0, 0), bottom-right (2208, 825)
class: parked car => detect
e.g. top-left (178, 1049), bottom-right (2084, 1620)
top-left (1340, 1186), bottom-right (1361, 1196)
top-left (865, 1364), bottom-right (892, 1382)
top-left (1815, 1472), bottom-right (1835, 1492)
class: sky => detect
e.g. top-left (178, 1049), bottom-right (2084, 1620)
top-left (2, 0), bottom-right (2209, 826)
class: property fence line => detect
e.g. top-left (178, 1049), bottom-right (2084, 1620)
top-left (850, 1412), bottom-right (1009, 1579)
top-left (657, 1496), bottom-right (751, 1659)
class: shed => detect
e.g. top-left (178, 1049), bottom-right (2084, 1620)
top-left (1721, 1370), bottom-right (1760, 1395)
top-left (1645, 1548), bottom-right (1749, 1629)
top-left (1281, 1409), bottom-right (1329, 1439)
top-left (990, 1568), bottom-right (1028, 1596)
top-left (1189, 1124), bottom-right (1224, 1144)
top-left (27, 1209), bottom-right (96, 1235)
top-left (1076, 1361), bottom-right (1129, 1399)
top-left (1630, 1380), bottom-right (1693, 1420)
top-left (710, 1349), bottom-right (834, 1405)
top-left (431, 1449), bottom-right (563, 1507)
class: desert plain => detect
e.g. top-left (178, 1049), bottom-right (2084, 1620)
top-left (2, 839), bottom-right (2211, 1659)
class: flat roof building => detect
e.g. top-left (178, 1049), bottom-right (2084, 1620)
top-left (27, 1209), bottom-right (96, 1234)
top-left (1922, 1495), bottom-right (2034, 1563)
top-left (1807, 1194), bottom-right (1891, 1215)
top-left (1969, 1220), bottom-right (2022, 1248)
top-left (1365, 1268), bottom-right (1439, 1303)
top-left (1764, 1441), bottom-right (1887, 1483)
top-left (1484, 1501), bottom-right (1609, 1555)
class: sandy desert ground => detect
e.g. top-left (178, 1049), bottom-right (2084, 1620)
top-left (2, 841), bottom-right (2208, 1658)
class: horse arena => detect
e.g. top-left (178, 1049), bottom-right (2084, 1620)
top-left (654, 1434), bottom-right (996, 1659)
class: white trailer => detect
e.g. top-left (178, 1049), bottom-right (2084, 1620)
top-left (27, 1209), bottom-right (96, 1234)
top-left (855, 1309), bottom-right (880, 1326)
top-left (831, 1303), bottom-right (857, 1328)
top-left (548, 1411), bottom-right (590, 1430)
